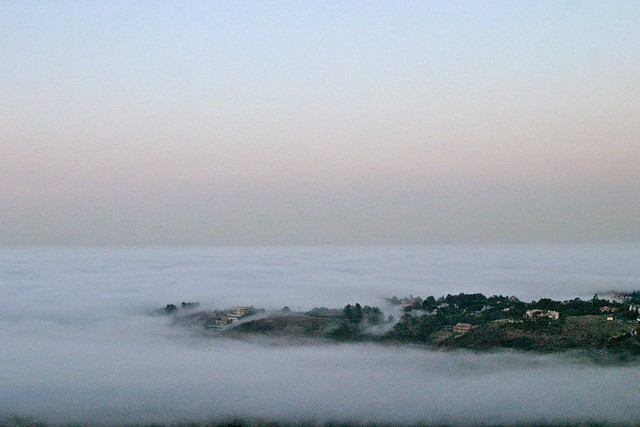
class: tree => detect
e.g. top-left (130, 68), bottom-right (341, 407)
top-left (331, 321), bottom-right (359, 340)
top-left (363, 306), bottom-right (384, 324)
top-left (387, 296), bottom-right (401, 305)
top-left (422, 296), bottom-right (437, 310)
top-left (343, 304), bottom-right (353, 320)
top-left (353, 303), bottom-right (363, 323)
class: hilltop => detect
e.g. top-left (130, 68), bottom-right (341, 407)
top-left (161, 291), bottom-right (640, 358)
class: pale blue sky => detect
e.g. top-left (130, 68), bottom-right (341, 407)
top-left (2, 1), bottom-right (639, 245)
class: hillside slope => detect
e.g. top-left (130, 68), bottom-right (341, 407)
top-left (443, 316), bottom-right (640, 355)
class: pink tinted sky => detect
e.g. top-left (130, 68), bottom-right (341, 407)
top-left (1, 1), bottom-right (639, 245)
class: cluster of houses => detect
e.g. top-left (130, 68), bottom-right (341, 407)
top-left (204, 305), bottom-right (255, 328)
top-left (398, 294), bottom-right (640, 338)
top-left (451, 309), bottom-right (562, 336)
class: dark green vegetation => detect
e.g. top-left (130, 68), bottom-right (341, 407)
top-left (441, 316), bottom-right (639, 356)
top-left (165, 291), bottom-right (640, 357)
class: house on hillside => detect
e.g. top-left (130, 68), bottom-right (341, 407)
top-left (453, 323), bottom-right (474, 334)
top-left (227, 305), bottom-right (255, 320)
top-left (214, 316), bottom-right (230, 326)
top-left (203, 314), bottom-right (230, 329)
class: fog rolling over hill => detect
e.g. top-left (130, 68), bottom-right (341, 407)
top-left (2, 245), bottom-right (640, 425)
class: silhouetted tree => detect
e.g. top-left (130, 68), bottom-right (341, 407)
top-left (422, 296), bottom-right (437, 310)
top-left (353, 303), bottom-right (363, 323)
top-left (343, 304), bottom-right (353, 320)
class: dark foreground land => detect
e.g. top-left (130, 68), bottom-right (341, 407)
top-left (165, 291), bottom-right (640, 358)
top-left (4, 418), bottom-right (637, 427)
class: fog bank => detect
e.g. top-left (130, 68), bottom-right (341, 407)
top-left (2, 245), bottom-right (640, 425)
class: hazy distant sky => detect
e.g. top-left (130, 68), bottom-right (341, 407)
top-left (2, 1), bottom-right (639, 245)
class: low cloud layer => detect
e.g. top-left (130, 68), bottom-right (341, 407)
top-left (2, 245), bottom-right (640, 425)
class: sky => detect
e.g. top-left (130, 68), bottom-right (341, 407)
top-left (1, 1), bottom-right (639, 246)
